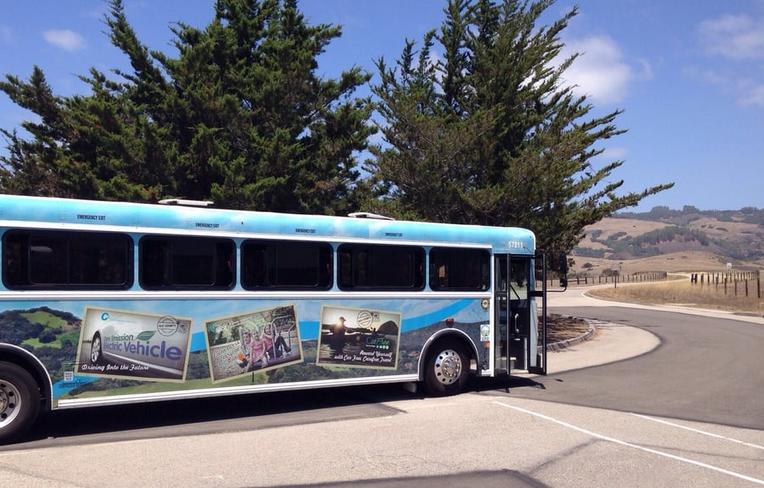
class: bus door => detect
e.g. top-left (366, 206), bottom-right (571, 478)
top-left (494, 254), bottom-right (510, 374)
top-left (494, 254), bottom-right (538, 374)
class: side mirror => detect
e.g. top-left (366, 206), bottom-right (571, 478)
top-left (558, 252), bottom-right (568, 290)
top-left (544, 251), bottom-right (568, 292)
top-left (558, 252), bottom-right (569, 275)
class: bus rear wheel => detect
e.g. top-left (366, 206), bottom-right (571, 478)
top-left (424, 339), bottom-right (470, 396)
top-left (0, 361), bottom-right (40, 443)
top-left (90, 332), bottom-right (103, 365)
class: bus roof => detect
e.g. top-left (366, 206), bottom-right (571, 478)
top-left (0, 194), bottom-right (536, 254)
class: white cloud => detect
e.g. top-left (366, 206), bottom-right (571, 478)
top-left (603, 146), bottom-right (627, 160)
top-left (699, 14), bottom-right (764, 60)
top-left (592, 145), bottom-right (627, 163)
top-left (692, 13), bottom-right (764, 110)
top-left (685, 66), bottom-right (764, 109)
top-left (636, 59), bottom-right (654, 81)
top-left (559, 36), bottom-right (633, 104)
top-left (43, 29), bottom-right (84, 51)
top-left (739, 82), bottom-right (764, 107)
top-left (81, 4), bottom-right (108, 19)
top-left (685, 67), bottom-right (730, 86)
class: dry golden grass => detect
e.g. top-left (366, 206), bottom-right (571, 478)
top-left (687, 217), bottom-right (763, 242)
top-left (576, 235), bottom-right (610, 250)
top-left (572, 250), bottom-right (727, 275)
top-left (546, 314), bottom-right (590, 342)
top-left (589, 277), bottom-right (764, 315)
top-left (584, 217), bottom-right (674, 240)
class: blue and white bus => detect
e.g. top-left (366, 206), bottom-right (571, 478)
top-left (0, 195), bottom-right (559, 441)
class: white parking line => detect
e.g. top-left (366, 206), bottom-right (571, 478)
top-left (631, 413), bottom-right (764, 451)
top-left (493, 401), bottom-right (764, 486)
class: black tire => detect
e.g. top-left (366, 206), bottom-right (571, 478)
top-left (423, 339), bottom-right (470, 396)
top-left (0, 361), bottom-right (41, 443)
top-left (90, 332), bottom-right (103, 365)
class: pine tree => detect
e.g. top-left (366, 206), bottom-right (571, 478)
top-left (366, 0), bottom-right (673, 253)
top-left (0, 0), bottom-right (374, 214)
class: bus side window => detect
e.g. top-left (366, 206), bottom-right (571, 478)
top-left (2, 232), bottom-right (28, 286)
top-left (429, 247), bottom-right (489, 291)
top-left (241, 240), bottom-right (332, 290)
top-left (337, 244), bottom-right (424, 291)
top-left (2, 230), bottom-right (132, 290)
top-left (139, 236), bottom-right (234, 290)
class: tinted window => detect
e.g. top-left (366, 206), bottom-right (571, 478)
top-left (3, 230), bottom-right (132, 289)
top-left (241, 240), bottom-right (332, 290)
top-left (338, 244), bottom-right (424, 290)
top-left (429, 247), bottom-right (490, 291)
top-left (140, 236), bottom-right (234, 289)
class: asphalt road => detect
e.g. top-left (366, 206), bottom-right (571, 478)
top-left (519, 306), bottom-right (764, 430)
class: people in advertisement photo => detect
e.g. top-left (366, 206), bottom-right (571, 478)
top-left (317, 306), bottom-right (401, 370)
top-left (205, 305), bottom-right (302, 382)
top-left (238, 323), bottom-right (292, 370)
top-left (74, 307), bottom-right (192, 382)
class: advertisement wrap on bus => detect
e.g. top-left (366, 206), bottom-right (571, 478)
top-left (2, 297), bottom-right (489, 401)
top-left (76, 307), bottom-right (192, 382)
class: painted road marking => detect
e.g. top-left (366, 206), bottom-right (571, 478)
top-left (631, 413), bottom-right (764, 451)
top-left (493, 401), bottom-right (764, 486)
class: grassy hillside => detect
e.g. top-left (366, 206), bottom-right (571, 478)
top-left (573, 206), bottom-right (764, 274)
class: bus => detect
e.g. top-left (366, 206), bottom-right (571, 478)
top-left (0, 194), bottom-right (563, 441)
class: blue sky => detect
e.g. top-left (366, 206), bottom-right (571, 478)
top-left (0, 0), bottom-right (762, 211)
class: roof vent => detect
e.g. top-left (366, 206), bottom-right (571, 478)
top-left (158, 198), bottom-right (214, 208)
top-left (347, 212), bottom-right (395, 221)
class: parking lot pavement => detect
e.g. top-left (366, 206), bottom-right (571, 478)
top-left (0, 299), bottom-right (759, 487)
top-left (0, 392), bottom-right (761, 488)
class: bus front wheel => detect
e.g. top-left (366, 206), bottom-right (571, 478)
top-left (90, 332), bottom-right (103, 365)
top-left (424, 339), bottom-right (470, 396)
top-left (0, 361), bottom-right (40, 443)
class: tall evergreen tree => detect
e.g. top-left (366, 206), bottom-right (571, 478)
top-left (367, 0), bottom-right (673, 253)
top-left (0, 0), bottom-right (373, 214)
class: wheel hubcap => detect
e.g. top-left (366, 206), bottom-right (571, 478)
top-left (434, 349), bottom-right (462, 385)
top-left (0, 380), bottom-right (21, 428)
top-left (91, 337), bottom-right (101, 363)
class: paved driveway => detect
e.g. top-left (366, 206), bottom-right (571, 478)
top-left (530, 306), bottom-right (764, 430)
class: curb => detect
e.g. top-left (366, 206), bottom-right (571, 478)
top-left (545, 318), bottom-right (596, 352)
